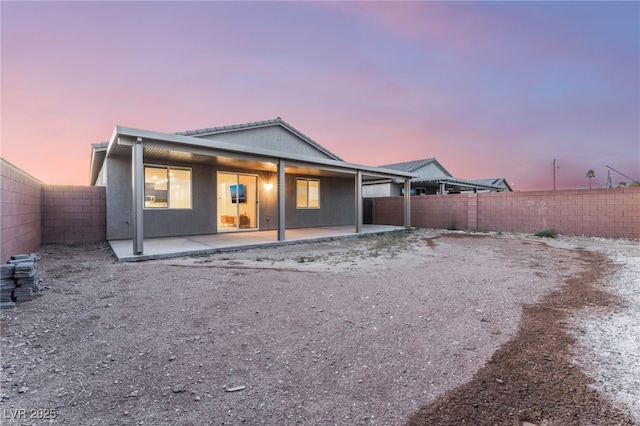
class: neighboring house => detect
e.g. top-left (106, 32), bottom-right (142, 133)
top-left (467, 177), bottom-right (513, 193)
top-left (362, 157), bottom-right (512, 197)
top-left (89, 117), bottom-right (415, 255)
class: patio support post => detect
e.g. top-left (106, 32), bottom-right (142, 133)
top-left (355, 170), bottom-right (363, 233)
top-left (439, 182), bottom-right (446, 195)
top-left (277, 159), bottom-right (285, 241)
top-left (132, 137), bottom-right (144, 254)
top-left (404, 177), bottom-right (411, 229)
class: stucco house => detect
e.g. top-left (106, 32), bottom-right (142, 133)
top-left (362, 158), bottom-right (512, 197)
top-left (89, 117), bottom-right (415, 255)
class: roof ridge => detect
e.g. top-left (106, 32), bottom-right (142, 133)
top-left (379, 157), bottom-right (436, 171)
top-left (177, 118), bottom-right (283, 136)
top-left (273, 117), bottom-right (343, 161)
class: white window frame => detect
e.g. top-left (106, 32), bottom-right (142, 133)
top-left (296, 178), bottom-right (320, 209)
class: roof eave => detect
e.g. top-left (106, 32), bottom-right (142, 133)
top-left (435, 177), bottom-right (502, 190)
top-left (107, 126), bottom-right (417, 180)
top-left (89, 142), bottom-right (109, 186)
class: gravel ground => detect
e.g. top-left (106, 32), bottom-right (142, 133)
top-left (549, 236), bottom-right (640, 424)
top-left (0, 228), bottom-right (637, 425)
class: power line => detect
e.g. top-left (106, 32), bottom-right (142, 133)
top-left (605, 165), bottom-right (640, 185)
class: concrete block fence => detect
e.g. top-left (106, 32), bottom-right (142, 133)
top-left (2, 157), bottom-right (638, 264)
top-left (1, 160), bottom-right (43, 263)
top-left (369, 187), bottom-right (640, 239)
top-left (41, 185), bottom-right (106, 245)
top-left (1, 159), bottom-right (106, 263)
top-left (474, 189), bottom-right (639, 238)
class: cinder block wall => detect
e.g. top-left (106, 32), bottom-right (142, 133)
top-left (1, 159), bottom-right (43, 263)
top-left (372, 194), bottom-right (471, 229)
top-left (369, 188), bottom-right (640, 238)
top-left (476, 188), bottom-right (639, 238)
top-left (410, 194), bottom-right (472, 230)
top-left (1, 159), bottom-right (107, 263)
top-left (41, 185), bottom-right (106, 244)
top-left (370, 197), bottom-right (406, 226)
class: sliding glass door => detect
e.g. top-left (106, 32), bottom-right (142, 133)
top-left (217, 172), bottom-right (258, 231)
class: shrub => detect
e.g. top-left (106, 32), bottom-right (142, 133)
top-left (534, 229), bottom-right (558, 238)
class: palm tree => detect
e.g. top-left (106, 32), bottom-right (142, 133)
top-left (586, 169), bottom-right (595, 190)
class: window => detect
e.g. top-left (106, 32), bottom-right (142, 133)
top-left (144, 166), bottom-right (192, 209)
top-left (296, 178), bottom-right (320, 209)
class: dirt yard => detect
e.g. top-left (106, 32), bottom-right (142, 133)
top-left (0, 229), bottom-right (638, 425)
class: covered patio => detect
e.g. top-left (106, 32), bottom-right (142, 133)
top-left (94, 124), bottom-right (416, 259)
top-left (109, 224), bottom-right (406, 262)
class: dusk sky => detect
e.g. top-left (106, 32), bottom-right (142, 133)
top-left (2, 1), bottom-right (639, 190)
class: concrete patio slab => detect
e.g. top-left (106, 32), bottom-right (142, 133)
top-left (109, 225), bottom-right (406, 262)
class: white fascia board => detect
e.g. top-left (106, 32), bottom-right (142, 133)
top-left (116, 137), bottom-right (134, 146)
top-left (107, 126), bottom-right (123, 151)
top-left (108, 125), bottom-right (417, 180)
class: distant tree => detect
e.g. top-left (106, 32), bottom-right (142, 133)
top-left (586, 169), bottom-right (595, 190)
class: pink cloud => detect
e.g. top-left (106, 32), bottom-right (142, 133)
top-left (2, 1), bottom-right (637, 191)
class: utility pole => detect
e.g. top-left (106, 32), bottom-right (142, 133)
top-left (552, 158), bottom-right (559, 190)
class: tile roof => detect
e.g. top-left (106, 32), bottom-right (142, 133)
top-left (471, 178), bottom-right (502, 186)
top-left (176, 117), bottom-right (343, 161)
top-left (471, 177), bottom-right (513, 191)
top-left (379, 158), bottom-right (510, 191)
top-left (379, 158), bottom-right (452, 176)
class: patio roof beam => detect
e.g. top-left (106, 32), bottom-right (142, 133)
top-left (285, 160), bottom-right (357, 176)
top-left (117, 136), bottom-right (134, 146)
top-left (361, 171), bottom-right (412, 180)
